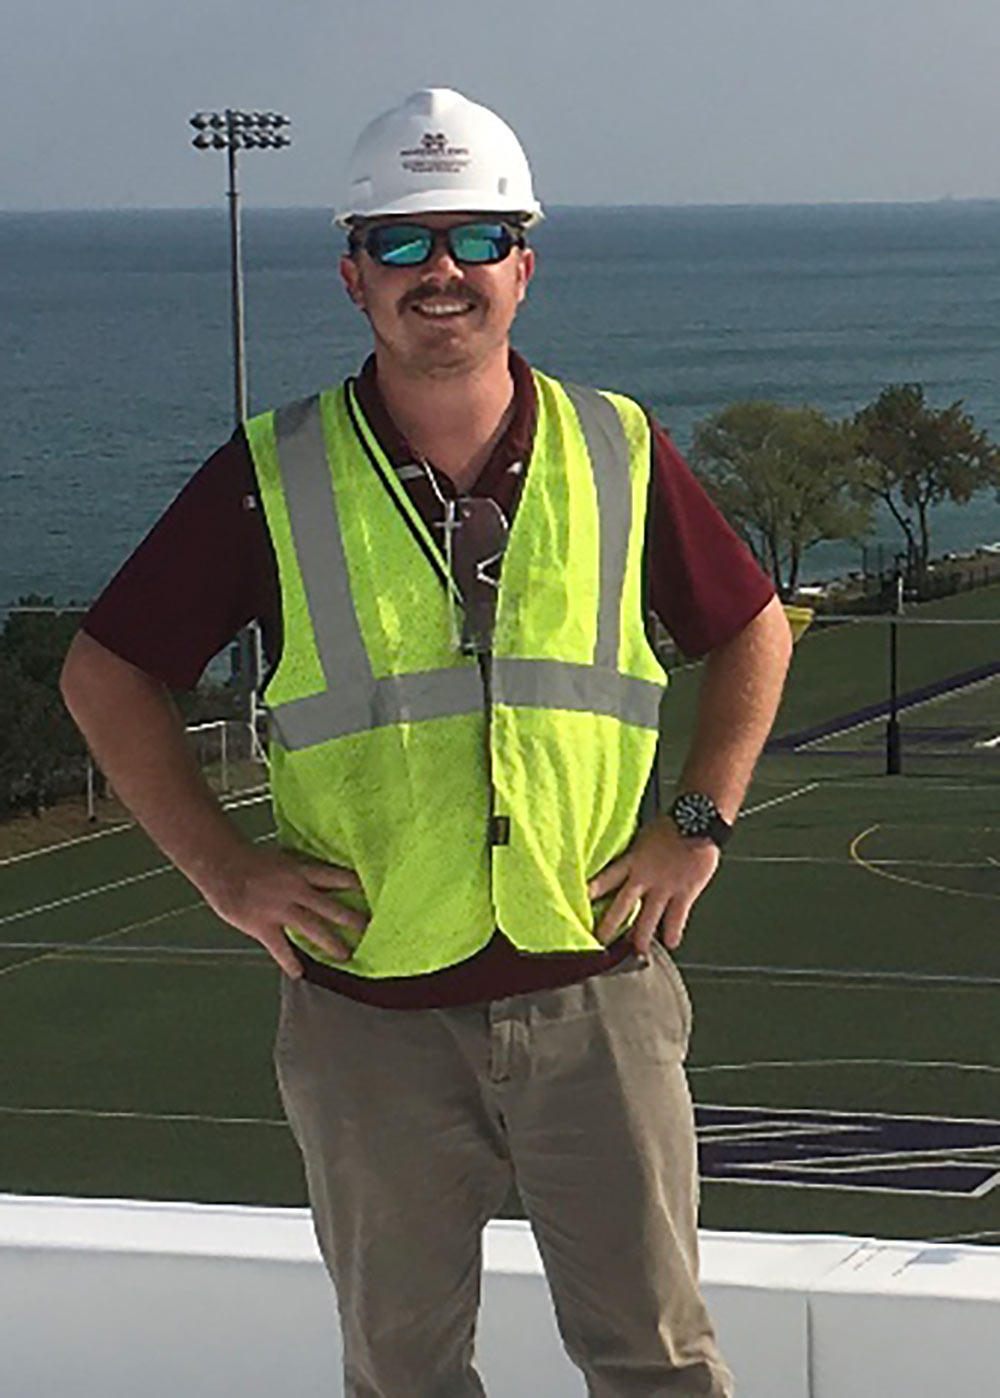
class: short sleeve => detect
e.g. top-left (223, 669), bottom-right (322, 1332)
top-left (646, 418), bottom-right (775, 658)
top-left (83, 432), bottom-right (280, 690)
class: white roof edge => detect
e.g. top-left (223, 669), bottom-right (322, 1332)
top-left (2, 1195), bottom-right (999, 1298)
top-left (0, 1193), bottom-right (318, 1263)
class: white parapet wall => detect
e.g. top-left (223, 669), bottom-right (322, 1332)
top-left (2, 1193), bottom-right (999, 1397)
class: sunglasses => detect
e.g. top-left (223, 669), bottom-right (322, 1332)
top-left (357, 220), bottom-right (524, 268)
top-left (443, 495), bottom-right (510, 654)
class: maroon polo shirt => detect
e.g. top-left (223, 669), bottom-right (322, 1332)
top-left (85, 352), bottom-right (774, 1008)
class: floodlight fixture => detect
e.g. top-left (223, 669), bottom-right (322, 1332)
top-left (188, 107), bottom-right (292, 425)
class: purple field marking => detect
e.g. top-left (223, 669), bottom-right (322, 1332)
top-left (767, 660), bottom-right (1000, 752)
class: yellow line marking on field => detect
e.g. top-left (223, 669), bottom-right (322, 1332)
top-left (0, 1104), bottom-right (286, 1127)
top-left (849, 824), bottom-right (1000, 902)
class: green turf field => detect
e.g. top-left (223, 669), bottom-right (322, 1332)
top-left (1, 590), bottom-right (998, 1244)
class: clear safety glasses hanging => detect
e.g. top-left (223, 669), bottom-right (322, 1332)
top-left (421, 465), bottom-right (510, 655)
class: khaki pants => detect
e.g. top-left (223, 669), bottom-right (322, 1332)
top-left (275, 942), bottom-right (732, 1398)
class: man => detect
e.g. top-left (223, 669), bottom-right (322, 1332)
top-left (62, 88), bottom-right (791, 1397)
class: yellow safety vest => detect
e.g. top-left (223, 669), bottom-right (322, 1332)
top-left (244, 369), bottom-right (666, 978)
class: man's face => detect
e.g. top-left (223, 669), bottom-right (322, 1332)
top-left (340, 212), bottom-right (535, 378)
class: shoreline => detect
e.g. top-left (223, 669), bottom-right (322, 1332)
top-left (5, 540), bottom-right (1000, 616)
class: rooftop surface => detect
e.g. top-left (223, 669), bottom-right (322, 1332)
top-left (4, 1194), bottom-right (1000, 1397)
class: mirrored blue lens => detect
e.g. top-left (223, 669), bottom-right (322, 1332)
top-left (449, 224), bottom-right (514, 263)
top-left (369, 225), bottom-right (433, 265)
top-left (364, 222), bottom-right (518, 267)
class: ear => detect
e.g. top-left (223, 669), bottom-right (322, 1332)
top-left (515, 246), bottom-right (536, 304)
top-left (340, 253), bottom-right (366, 308)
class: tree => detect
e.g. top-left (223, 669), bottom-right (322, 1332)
top-left (0, 650), bottom-right (83, 816)
top-left (691, 401), bottom-right (872, 599)
top-left (0, 600), bottom-right (86, 816)
top-left (854, 385), bottom-right (1000, 578)
top-left (3, 596), bottom-right (81, 688)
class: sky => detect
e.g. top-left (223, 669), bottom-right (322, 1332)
top-left (2, 0), bottom-right (1000, 210)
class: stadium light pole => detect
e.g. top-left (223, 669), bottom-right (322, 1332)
top-left (189, 109), bottom-right (291, 425)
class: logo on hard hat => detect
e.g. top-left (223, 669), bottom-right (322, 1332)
top-left (400, 131), bottom-right (471, 176)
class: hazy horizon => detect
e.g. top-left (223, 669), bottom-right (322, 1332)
top-left (4, 0), bottom-right (999, 212)
top-left (5, 195), bottom-right (1000, 217)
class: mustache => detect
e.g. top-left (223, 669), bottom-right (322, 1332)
top-left (399, 280), bottom-right (485, 313)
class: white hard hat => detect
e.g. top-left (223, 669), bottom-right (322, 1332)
top-left (335, 88), bottom-right (543, 228)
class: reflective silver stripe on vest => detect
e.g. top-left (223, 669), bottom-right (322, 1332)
top-left (270, 395), bottom-right (379, 747)
top-left (271, 667), bottom-right (484, 750)
top-left (266, 386), bottom-right (659, 752)
top-left (562, 383), bottom-right (632, 670)
top-left (268, 395), bottom-right (485, 751)
top-left (492, 658), bottom-right (662, 730)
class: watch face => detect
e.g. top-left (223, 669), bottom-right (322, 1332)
top-left (672, 792), bottom-right (718, 838)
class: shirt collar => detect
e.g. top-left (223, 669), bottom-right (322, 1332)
top-left (351, 350), bottom-right (537, 494)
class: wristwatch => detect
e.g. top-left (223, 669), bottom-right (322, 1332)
top-left (668, 792), bottom-right (732, 849)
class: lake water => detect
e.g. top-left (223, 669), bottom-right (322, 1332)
top-left (2, 201), bottom-right (1000, 605)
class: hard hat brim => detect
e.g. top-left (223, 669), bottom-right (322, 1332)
top-left (333, 188), bottom-right (544, 229)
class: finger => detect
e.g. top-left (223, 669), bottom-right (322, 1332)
top-left (326, 901), bottom-right (369, 936)
top-left (628, 892), bottom-right (670, 958)
top-left (298, 888), bottom-right (369, 935)
top-left (588, 857), bottom-right (631, 900)
top-left (661, 897), bottom-right (693, 951)
top-left (301, 862), bottom-right (363, 892)
top-left (285, 909), bottom-right (353, 961)
top-left (256, 929), bottom-right (305, 979)
top-left (594, 881), bottom-right (641, 946)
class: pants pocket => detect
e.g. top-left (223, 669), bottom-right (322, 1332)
top-left (650, 938), bottom-right (693, 1047)
top-left (273, 973), bottom-right (296, 1069)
